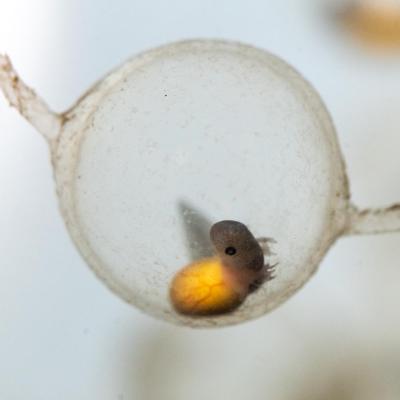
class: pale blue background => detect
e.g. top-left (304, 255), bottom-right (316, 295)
top-left (1, 1), bottom-right (400, 399)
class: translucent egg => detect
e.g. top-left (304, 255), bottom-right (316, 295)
top-left (1, 40), bottom-right (399, 327)
top-left (335, 1), bottom-right (400, 49)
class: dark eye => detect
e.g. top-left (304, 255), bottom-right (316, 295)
top-left (225, 246), bottom-right (236, 256)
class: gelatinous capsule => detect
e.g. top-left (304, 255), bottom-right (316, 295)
top-left (170, 220), bottom-right (275, 316)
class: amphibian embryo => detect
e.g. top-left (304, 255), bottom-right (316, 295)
top-left (170, 220), bottom-right (275, 316)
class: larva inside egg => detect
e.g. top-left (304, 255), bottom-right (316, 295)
top-left (58, 40), bottom-right (348, 327)
top-left (0, 40), bottom-right (349, 327)
top-left (170, 220), bottom-right (273, 317)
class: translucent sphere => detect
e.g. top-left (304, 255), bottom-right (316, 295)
top-left (52, 40), bottom-right (349, 327)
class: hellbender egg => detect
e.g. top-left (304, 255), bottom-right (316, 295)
top-left (1, 40), bottom-right (350, 327)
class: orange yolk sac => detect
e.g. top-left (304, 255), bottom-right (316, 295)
top-left (170, 257), bottom-right (248, 316)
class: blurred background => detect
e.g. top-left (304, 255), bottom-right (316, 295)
top-left (1, 0), bottom-right (400, 399)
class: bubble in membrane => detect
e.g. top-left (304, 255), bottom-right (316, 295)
top-left (3, 39), bottom-right (372, 327)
